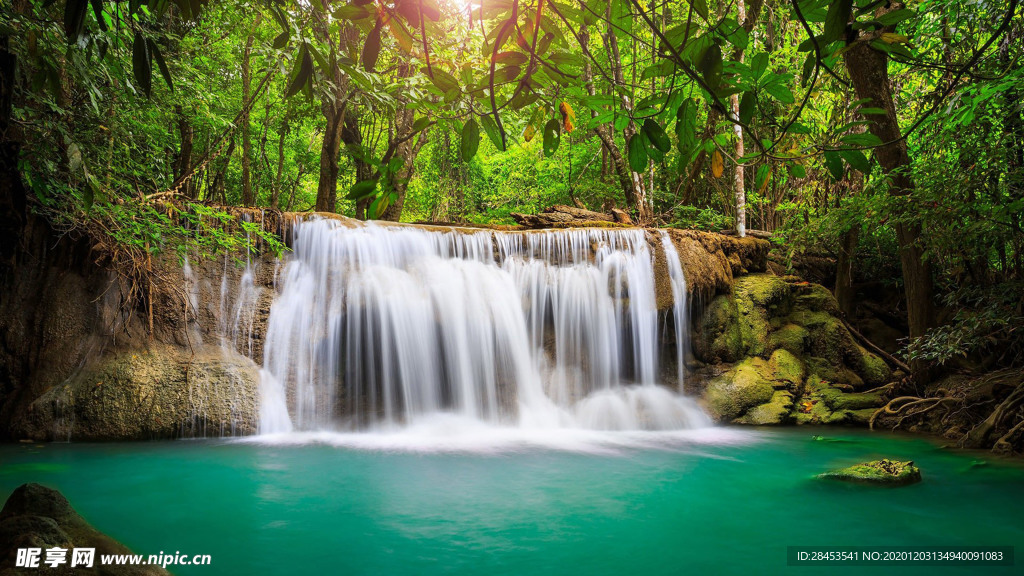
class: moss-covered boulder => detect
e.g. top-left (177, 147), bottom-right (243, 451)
top-left (736, 391), bottom-right (795, 425)
top-left (818, 459), bottom-right (922, 486)
top-left (768, 349), bottom-right (805, 387)
top-left (10, 344), bottom-right (259, 441)
top-left (704, 358), bottom-right (777, 421)
top-left (704, 352), bottom-right (807, 422)
top-left (696, 274), bottom-right (791, 362)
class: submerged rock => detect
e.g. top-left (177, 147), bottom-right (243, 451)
top-left (0, 483), bottom-right (169, 575)
top-left (819, 459), bottom-right (922, 486)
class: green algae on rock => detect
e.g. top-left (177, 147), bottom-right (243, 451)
top-left (818, 459), bottom-right (922, 486)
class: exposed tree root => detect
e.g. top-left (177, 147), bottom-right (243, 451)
top-left (964, 384), bottom-right (1024, 449)
top-left (870, 396), bottom-right (961, 431)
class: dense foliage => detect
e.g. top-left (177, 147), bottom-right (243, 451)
top-left (1, 0), bottom-right (1023, 371)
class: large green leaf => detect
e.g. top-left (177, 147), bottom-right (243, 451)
top-left (738, 92), bottom-right (756, 124)
top-left (543, 119), bottom-right (561, 157)
top-left (699, 44), bottom-right (723, 92)
top-left (346, 179), bottom-right (378, 201)
top-left (627, 134), bottom-right (649, 173)
top-left (132, 32), bottom-right (152, 97)
top-left (362, 19), bottom-right (383, 71)
top-left (64, 0), bottom-right (88, 44)
top-left (823, 0), bottom-right (853, 45)
top-left (480, 114), bottom-right (506, 152)
top-left (284, 46), bottom-right (312, 98)
top-left (839, 148), bottom-right (871, 173)
top-left (823, 151), bottom-right (845, 181)
top-left (675, 98), bottom-right (697, 151)
top-left (642, 119), bottom-right (671, 154)
top-left (461, 118), bottom-right (481, 161)
top-left (148, 39), bottom-right (173, 92)
top-left (691, 0), bottom-right (709, 21)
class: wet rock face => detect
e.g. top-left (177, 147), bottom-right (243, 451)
top-left (694, 274), bottom-right (893, 426)
top-left (818, 459), bottom-right (922, 486)
top-left (9, 344), bottom-right (259, 442)
top-left (0, 483), bottom-right (170, 575)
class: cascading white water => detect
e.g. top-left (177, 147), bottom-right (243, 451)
top-left (660, 231), bottom-right (689, 393)
top-left (259, 217), bottom-right (709, 434)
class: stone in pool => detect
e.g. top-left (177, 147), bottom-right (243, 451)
top-left (819, 459), bottom-right (922, 486)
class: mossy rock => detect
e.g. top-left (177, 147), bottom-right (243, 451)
top-left (805, 358), bottom-right (864, 389)
top-left (768, 349), bottom-right (805, 387)
top-left (733, 275), bottom-right (791, 357)
top-left (12, 344), bottom-right (259, 441)
top-left (696, 295), bottom-right (746, 362)
top-left (853, 345), bottom-right (891, 387)
top-left (818, 386), bottom-right (886, 411)
top-left (768, 323), bottom-right (809, 355)
top-left (736, 391), bottom-right (794, 425)
top-left (704, 358), bottom-right (776, 421)
top-left (839, 408), bottom-right (880, 426)
top-left (793, 283), bottom-right (842, 316)
top-left (818, 459), bottom-right (922, 486)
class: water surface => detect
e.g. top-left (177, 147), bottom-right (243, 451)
top-left (1, 428), bottom-right (1021, 575)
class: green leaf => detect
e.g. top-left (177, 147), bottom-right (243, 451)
top-left (132, 32), bottom-right (152, 97)
top-left (642, 119), bottom-right (671, 154)
top-left (627, 134), bottom-right (649, 172)
top-left (876, 9), bottom-right (914, 26)
top-left (346, 179), bottom-right (378, 201)
top-left (495, 52), bottom-right (529, 66)
top-left (840, 132), bottom-right (883, 146)
top-left (750, 52), bottom-right (769, 80)
top-left (412, 117), bottom-right (431, 133)
top-left (801, 52), bottom-right (816, 87)
top-left (284, 46), bottom-right (312, 98)
top-left (64, 0), bottom-right (88, 44)
top-left (676, 98), bottom-right (697, 151)
top-left (480, 114), bottom-right (506, 151)
top-left (543, 119), bottom-right (561, 157)
top-left (691, 0), bottom-right (709, 21)
top-left (788, 163), bottom-right (807, 179)
top-left (362, 19), bottom-right (383, 71)
top-left (148, 39), bottom-right (173, 92)
top-left (824, 151), bottom-right (844, 181)
top-left (738, 92), bottom-right (755, 124)
top-left (823, 0), bottom-right (853, 45)
top-left (461, 118), bottom-right (481, 161)
top-left (838, 148), bottom-right (870, 173)
top-left (858, 107), bottom-right (886, 115)
top-left (765, 83), bottom-right (794, 104)
top-left (272, 32), bottom-right (289, 49)
top-left (699, 43), bottom-right (723, 92)
top-left (755, 164), bottom-right (770, 191)
top-left (89, 0), bottom-right (107, 32)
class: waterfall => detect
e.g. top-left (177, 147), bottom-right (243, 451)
top-left (259, 217), bottom-right (709, 433)
top-left (660, 231), bottom-right (689, 393)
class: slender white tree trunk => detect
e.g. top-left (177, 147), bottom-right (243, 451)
top-left (730, 0), bottom-right (748, 238)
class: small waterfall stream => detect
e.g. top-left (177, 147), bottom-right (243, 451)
top-left (259, 217), bottom-right (709, 433)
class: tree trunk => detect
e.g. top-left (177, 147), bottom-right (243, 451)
top-left (270, 117), bottom-right (288, 209)
top-left (240, 14), bottom-right (261, 207)
top-left (580, 5), bottom-right (651, 224)
top-left (835, 226), bottom-right (860, 317)
top-left (313, 3), bottom-right (350, 213)
top-left (730, 0), bottom-right (749, 237)
top-left (173, 105), bottom-right (195, 199)
top-left (843, 37), bottom-right (935, 380)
